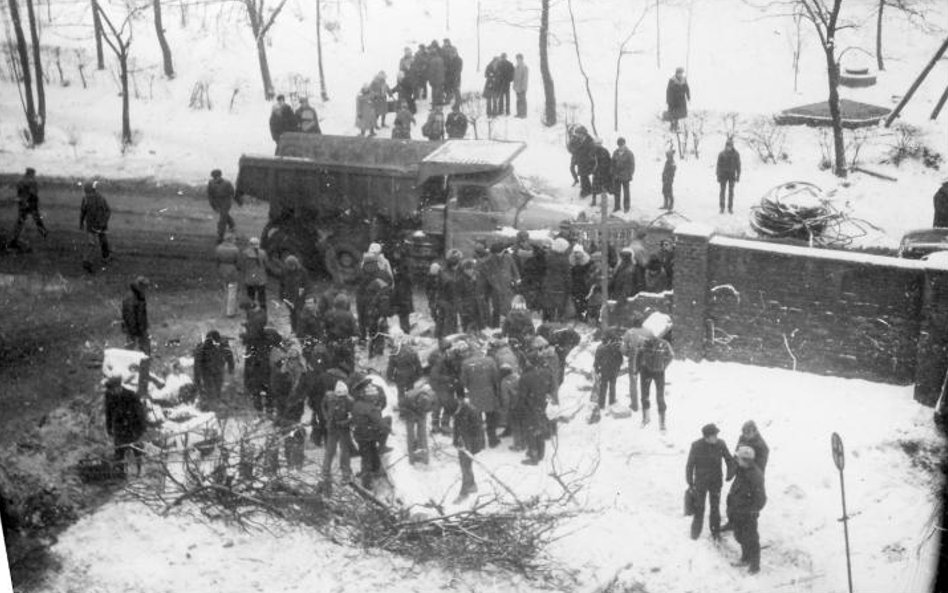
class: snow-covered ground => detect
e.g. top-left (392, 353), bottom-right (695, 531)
top-left (32, 336), bottom-right (943, 593)
top-left (1, 0), bottom-right (946, 248)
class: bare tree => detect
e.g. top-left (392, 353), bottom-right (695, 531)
top-left (566, 0), bottom-right (597, 136)
top-left (539, 0), bottom-right (556, 125)
top-left (315, 0), bottom-right (328, 101)
top-left (876, 0), bottom-right (937, 72)
top-left (94, 1), bottom-right (143, 147)
top-left (239, 0), bottom-right (289, 100)
top-left (91, 0), bottom-right (105, 69)
top-left (7, 0), bottom-right (45, 144)
top-left (613, 3), bottom-right (651, 132)
top-left (152, 0), bottom-right (174, 78)
top-left (25, 0), bottom-right (44, 141)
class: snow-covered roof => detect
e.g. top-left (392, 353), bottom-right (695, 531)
top-left (421, 140), bottom-right (526, 167)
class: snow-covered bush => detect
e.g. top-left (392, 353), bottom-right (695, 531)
top-left (743, 116), bottom-right (788, 164)
top-left (884, 123), bottom-right (943, 170)
top-left (189, 80), bottom-right (213, 110)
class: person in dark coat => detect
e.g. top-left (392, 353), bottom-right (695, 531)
top-left (369, 71), bottom-right (392, 128)
top-left (426, 44), bottom-right (446, 106)
top-left (453, 396), bottom-right (485, 502)
top-left (665, 67), bottom-right (690, 132)
top-left (518, 350), bottom-right (555, 465)
top-left (271, 345), bottom-right (306, 468)
top-left (104, 376), bottom-right (148, 478)
top-left (364, 276), bottom-right (392, 359)
top-left (410, 45), bottom-right (429, 100)
top-left (621, 320), bottom-right (651, 411)
top-left (444, 44), bottom-right (463, 104)
top-left (686, 423), bottom-right (736, 540)
top-left (241, 236), bottom-right (269, 310)
top-left (207, 169), bottom-right (240, 243)
top-left (320, 379), bottom-right (354, 492)
top-left (401, 382), bottom-right (433, 465)
top-left (386, 335), bottom-right (423, 408)
top-left (512, 230), bottom-right (543, 310)
top-left (422, 106), bottom-right (446, 141)
top-left (541, 238), bottom-right (572, 322)
top-left (121, 276), bottom-right (150, 354)
top-left (445, 103), bottom-right (469, 139)
top-left (933, 181), bottom-right (948, 227)
top-left (295, 97), bottom-right (321, 134)
top-left (482, 242), bottom-right (521, 326)
top-left (79, 181), bottom-right (111, 269)
top-left (637, 336), bottom-right (674, 430)
top-left (388, 240), bottom-right (414, 333)
top-left (568, 126), bottom-right (595, 198)
top-left (356, 85), bottom-right (377, 137)
top-left (9, 167), bottom-right (47, 247)
top-left (727, 446), bottom-right (767, 574)
top-left (356, 253), bottom-right (393, 341)
top-left (496, 53), bottom-right (515, 116)
top-left (569, 245), bottom-right (594, 321)
top-left (644, 255), bottom-right (671, 293)
top-left (460, 344), bottom-right (502, 447)
top-left (324, 293), bottom-right (358, 373)
top-left (662, 148), bottom-right (677, 210)
top-left (435, 249), bottom-right (463, 337)
top-left (392, 100), bottom-right (415, 139)
top-left (193, 330), bottom-right (235, 404)
top-left (503, 295), bottom-right (535, 347)
top-left (484, 56), bottom-right (500, 116)
top-left (269, 94), bottom-right (297, 146)
top-left (594, 333), bottom-right (623, 408)
top-left (240, 305), bottom-right (281, 412)
top-left (299, 349), bottom-right (335, 447)
top-left (280, 255), bottom-right (309, 334)
top-left (737, 420), bottom-right (769, 473)
top-left (513, 54), bottom-right (529, 118)
top-left (350, 382), bottom-right (389, 489)
top-left (612, 138), bottom-right (635, 213)
top-left (591, 139), bottom-right (613, 207)
top-left (716, 138), bottom-right (742, 214)
top-left (458, 259), bottom-right (486, 332)
top-left (428, 346), bottom-right (457, 434)
top-left (610, 248), bottom-right (644, 301)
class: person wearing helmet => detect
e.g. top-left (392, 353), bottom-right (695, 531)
top-left (79, 180), bottom-right (111, 271)
top-left (726, 445), bottom-right (767, 574)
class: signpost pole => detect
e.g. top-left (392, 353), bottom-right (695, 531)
top-left (831, 432), bottom-right (854, 593)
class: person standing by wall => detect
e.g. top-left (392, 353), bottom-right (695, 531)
top-left (716, 138), bottom-right (742, 214)
top-left (513, 54), bottom-right (529, 118)
top-left (685, 423), bottom-right (735, 540)
top-left (637, 335), bottom-right (674, 429)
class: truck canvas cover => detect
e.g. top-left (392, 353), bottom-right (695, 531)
top-left (275, 133), bottom-right (442, 176)
top-left (418, 140), bottom-right (527, 181)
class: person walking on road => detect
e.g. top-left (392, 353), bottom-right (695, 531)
top-left (8, 167), bottom-right (48, 249)
top-left (513, 54), bottom-right (529, 118)
top-left (685, 423), bottom-right (735, 540)
top-left (207, 169), bottom-right (240, 243)
top-left (716, 138), bottom-right (742, 214)
top-left (727, 445), bottom-right (767, 574)
top-left (121, 276), bottom-right (151, 354)
top-left (79, 181), bottom-right (111, 272)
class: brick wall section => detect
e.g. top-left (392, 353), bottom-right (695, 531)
top-left (914, 264), bottom-right (948, 405)
top-left (672, 224), bottom-right (714, 361)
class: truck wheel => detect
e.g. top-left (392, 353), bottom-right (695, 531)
top-left (261, 224), bottom-right (302, 278)
top-left (325, 241), bottom-right (363, 285)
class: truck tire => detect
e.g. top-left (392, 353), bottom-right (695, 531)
top-left (260, 223), bottom-right (303, 279)
top-left (325, 240), bottom-right (363, 286)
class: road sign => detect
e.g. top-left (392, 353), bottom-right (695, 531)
top-left (831, 432), bottom-right (845, 471)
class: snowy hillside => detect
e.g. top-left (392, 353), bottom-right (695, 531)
top-left (1, 0), bottom-right (947, 247)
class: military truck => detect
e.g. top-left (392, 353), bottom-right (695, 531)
top-left (236, 133), bottom-right (581, 283)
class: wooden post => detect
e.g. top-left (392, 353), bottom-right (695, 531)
top-left (831, 432), bottom-right (854, 593)
top-left (599, 193), bottom-right (610, 329)
top-left (885, 36), bottom-right (948, 127)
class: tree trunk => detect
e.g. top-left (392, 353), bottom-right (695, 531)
top-left (539, 0), bottom-right (556, 126)
top-left (655, 0), bottom-right (661, 69)
top-left (153, 0), bottom-right (174, 78)
top-left (92, 0), bottom-right (105, 69)
top-left (824, 47), bottom-right (846, 177)
top-left (885, 36), bottom-right (948, 127)
top-left (614, 52), bottom-right (624, 132)
top-left (316, 0), bottom-right (328, 101)
top-left (875, 0), bottom-right (884, 71)
top-left (120, 51), bottom-right (132, 146)
top-left (567, 0), bottom-right (597, 136)
top-left (8, 0), bottom-right (41, 145)
top-left (245, 1), bottom-right (275, 100)
top-left (25, 0), bottom-right (45, 144)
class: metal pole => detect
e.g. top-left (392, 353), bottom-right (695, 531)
top-left (838, 468), bottom-right (854, 593)
top-left (599, 188), bottom-right (609, 328)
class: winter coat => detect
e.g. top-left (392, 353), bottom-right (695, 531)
top-left (497, 58), bottom-right (515, 87)
top-left (356, 92), bottom-right (376, 131)
top-left (351, 398), bottom-right (387, 442)
top-left (207, 178), bottom-right (236, 212)
top-left (513, 63), bottom-right (529, 94)
top-left (662, 158), bottom-right (677, 187)
top-left (322, 390), bottom-right (354, 430)
top-left (569, 133), bottom-right (596, 175)
top-left (934, 182), bottom-right (948, 227)
top-left (409, 50), bottom-right (428, 86)
top-left (428, 350), bottom-right (456, 399)
top-left (542, 251), bottom-right (572, 297)
top-left (458, 271), bottom-right (485, 327)
top-left (727, 464), bottom-right (767, 516)
top-left (571, 260), bottom-right (593, 302)
top-left (436, 264), bottom-right (462, 307)
top-left (280, 266), bottom-right (308, 304)
top-left (686, 438), bottom-right (735, 489)
top-left (610, 259), bottom-right (643, 300)
top-left (389, 249), bottom-right (414, 315)
top-left (503, 309), bottom-right (535, 344)
top-left (105, 386), bottom-right (147, 443)
top-left (517, 364), bottom-right (554, 436)
top-left (447, 54), bottom-right (463, 90)
top-left (295, 105), bottom-right (321, 134)
top-left (297, 302), bottom-right (323, 341)
top-left (501, 371), bottom-right (520, 417)
top-left (445, 112), bottom-right (468, 139)
top-left (644, 267), bottom-right (670, 293)
top-left (665, 77), bottom-right (690, 120)
top-left (490, 343), bottom-right (521, 375)
top-left (79, 189), bottom-right (111, 232)
top-left (392, 108), bottom-right (414, 139)
top-left (621, 327), bottom-right (652, 368)
top-left (324, 309), bottom-right (358, 342)
top-left (461, 353), bottom-right (501, 413)
top-left (16, 174), bottom-right (38, 210)
top-left (215, 241), bottom-right (241, 284)
top-left (358, 260), bottom-right (393, 303)
top-left (737, 433), bottom-right (770, 473)
top-left (592, 145), bottom-right (613, 192)
top-left (483, 59), bottom-right (499, 94)
top-left (241, 245), bottom-right (269, 287)
top-left (426, 53), bottom-right (446, 87)
top-left (363, 277), bottom-right (392, 321)
top-left (716, 147), bottom-right (742, 182)
top-left (369, 77), bottom-right (391, 117)
top-left (482, 252), bottom-right (520, 295)
top-left (594, 341), bottom-right (624, 378)
top-left (399, 54), bottom-right (414, 77)
top-left (269, 104), bottom-right (297, 142)
top-left (453, 400), bottom-right (485, 454)
top-left (612, 146), bottom-right (635, 182)
top-left (386, 345), bottom-right (423, 390)
top-left (636, 338), bottom-right (674, 374)
top-left (422, 111), bottom-right (446, 141)
top-left (121, 285), bottom-right (148, 337)
top-left (193, 338), bottom-right (235, 382)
